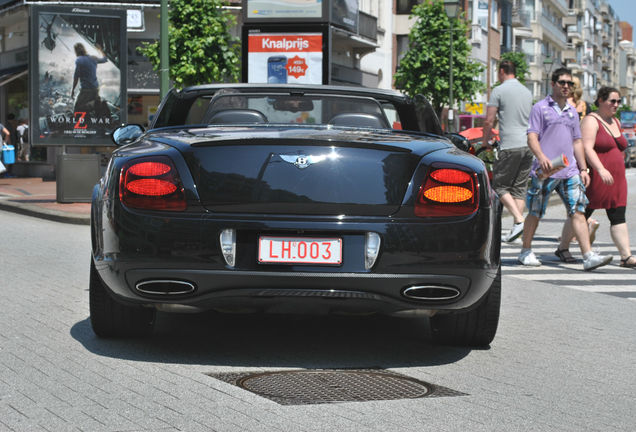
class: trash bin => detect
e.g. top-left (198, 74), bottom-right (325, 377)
top-left (56, 153), bottom-right (101, 203)
top-left (2, 144), bottom-right (15, 165)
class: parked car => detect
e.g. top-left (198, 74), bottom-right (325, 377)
top-left (90, 84), bottom-right (501, 347)
top-left (625, 138), bottom-right (636, 168)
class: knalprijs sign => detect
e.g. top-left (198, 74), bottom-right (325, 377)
top-left (247, 33), bottom-right (323, 85)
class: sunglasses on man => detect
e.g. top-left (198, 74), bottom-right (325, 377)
top-left (555, 80), bottom-right (575, 87)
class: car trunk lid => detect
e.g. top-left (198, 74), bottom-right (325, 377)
top-left (170, 127), bottom-right (450, 216)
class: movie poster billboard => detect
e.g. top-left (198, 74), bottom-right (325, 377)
top-left (30, 6), bottom-right (126, 146)
top-left (247, 32), bottom-right (324, 85)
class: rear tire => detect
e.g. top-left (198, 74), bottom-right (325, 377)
top-left (89, 259), bottom-right (155, 338)
top-left (430, 266), bottom-right (501, 347)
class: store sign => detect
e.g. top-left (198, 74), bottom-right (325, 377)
top-left (246, 0), bottom-right (323, 19)
top-left (30, 6), bottom-right (127, 146)
top-left (247, 33), bottom-right (323, 84)
top-left (464, 103), bottom-right (484, 115)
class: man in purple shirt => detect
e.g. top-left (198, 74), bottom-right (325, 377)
top-left (519, 67), bottom-right (612, 271)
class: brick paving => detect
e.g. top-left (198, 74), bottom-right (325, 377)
top-left (1, 177), bottom-right (635, 431)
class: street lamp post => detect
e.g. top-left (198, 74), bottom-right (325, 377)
top-left (543, 54), bottom-right (554, 96)
top-left (160, 0), bottom-right (169, 99)
top-left (443, 0), bottom-right (460, 133)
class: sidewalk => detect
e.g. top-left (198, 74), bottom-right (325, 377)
top-left (0, 177), bottom-right (90, 225)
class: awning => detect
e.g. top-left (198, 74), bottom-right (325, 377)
top-left (0, 65), bottom-right (27, 87)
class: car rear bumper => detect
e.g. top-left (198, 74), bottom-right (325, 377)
top-left (94, 259), bottom-right (498, 315)
top-left (92, 196), bottom-right (501, 315)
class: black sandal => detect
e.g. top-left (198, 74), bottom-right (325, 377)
top-left (555, 248), bottom-right (577, 263)
top-left (620, 255), bottom-right (636, 268)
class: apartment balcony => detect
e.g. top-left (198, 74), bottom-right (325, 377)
top-left (331, 11), bottom-right (378, 55)
top-left (543, 0), bottom-right (569, 18)
top-left (566, 60), bottom-right (583, 72)
top-left (562, 46), bottom-right (576, 61)
top-left (511, 8), bottom-right (532, 28)
top-left (541, 15), bottom-right (567, 47)
top-left (358, 11), bottom-right (377, 42)
top-left (600, 3), bottom-right (611, 20)
top-left (470, 24), bottom-right (484, 46)
top-left (563, 15), bottom-right (577, 27)
top-left (567, 25), bottom-right (582, 43)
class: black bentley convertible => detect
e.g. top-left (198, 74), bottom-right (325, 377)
top-left (90, 84), bottom-right (501, 346)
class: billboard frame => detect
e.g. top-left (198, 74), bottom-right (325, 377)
top-left (29, 5), bottom-right (127, 147)
top-left (242, 24), bottom-right (330, 85)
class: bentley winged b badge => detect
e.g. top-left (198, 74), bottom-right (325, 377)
top-left (279, 154), bottom-right (327, 169)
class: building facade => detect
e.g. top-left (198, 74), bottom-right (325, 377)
top-left (2, 0), bottom-right (636, 155)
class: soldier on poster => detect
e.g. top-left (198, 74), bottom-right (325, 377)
top-left (71, 42), bottom-right (109, 119)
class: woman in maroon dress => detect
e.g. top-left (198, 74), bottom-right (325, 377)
top-left (583, 87), bottom-right (635, 268)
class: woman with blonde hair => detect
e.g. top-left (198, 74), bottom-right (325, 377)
top-left (568, 77), bottom-right (590, 120)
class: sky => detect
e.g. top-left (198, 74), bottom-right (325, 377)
top-left (609, 0), bottom-right (636, 43)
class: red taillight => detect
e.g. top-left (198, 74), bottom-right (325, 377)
top-left (119, 156), bottom-right (186, 211)
top-left (125, 179), bottom-right (178, 196)
top-left (128, 161), bottom-right (172, 177)
top-left (430, 168), bottom-right (471, 184)
top-left (415, 168), bottom-right (479, 217)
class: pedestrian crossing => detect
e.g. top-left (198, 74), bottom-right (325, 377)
top-left (501, 236), bottom-right (636, 301)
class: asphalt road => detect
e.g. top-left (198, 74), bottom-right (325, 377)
top-left (0, 177), bottom-right (635, 431)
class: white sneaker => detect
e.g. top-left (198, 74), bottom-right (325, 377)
top-left (583, 251), bottom-right (612, 271)
top-left (504, 222), bottom-right (524, 243)
top-left (518, 249), bottom-right (541, 266)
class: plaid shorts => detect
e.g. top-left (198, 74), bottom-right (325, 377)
top-left (526, 174), bottom-right (589, 218)
top-left (492, 147), bottom-right (534, 200)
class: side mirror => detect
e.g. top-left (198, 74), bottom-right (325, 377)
top-left (445, 133), bottom-right (470, 152)
top-left (112, 124), bottom-right (144, 146)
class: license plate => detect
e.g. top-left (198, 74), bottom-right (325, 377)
top-left (258, 236), bottom-right (342, 265)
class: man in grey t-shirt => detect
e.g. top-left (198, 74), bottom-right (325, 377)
top-left (483, 60), bottom-right (533, 242)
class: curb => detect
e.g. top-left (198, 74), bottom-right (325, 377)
top-left (0, 200), bottom-right (90, 225)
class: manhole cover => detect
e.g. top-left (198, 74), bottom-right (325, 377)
top-left (209, 369), bottom-right (466, 405)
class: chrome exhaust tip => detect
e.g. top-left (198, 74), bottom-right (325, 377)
top-left (402, 285), bottom-right (460, 301)
top-left (135, 280), bottom-right (196, 296)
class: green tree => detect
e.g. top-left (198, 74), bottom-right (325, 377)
top-left (138, 0), bottom-right (240, 88)
top-left (394, 0), bottom-right (484, 117)
top-left (499, 51), bottom-right (529, 85)
top-left (616, 103), bottom-right (632, 119)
